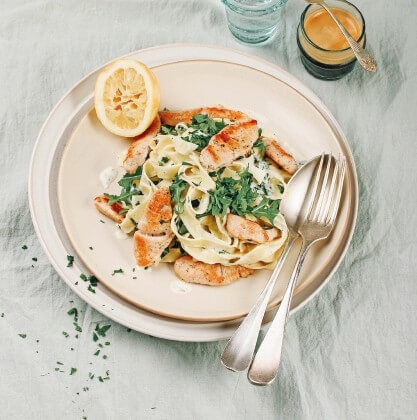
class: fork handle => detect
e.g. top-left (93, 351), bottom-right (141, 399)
top-left (247, 238), bottom-right (313, 385)
top-left (221, 233), bottom-right (297, 372)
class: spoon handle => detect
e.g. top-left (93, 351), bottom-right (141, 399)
top-left (221, 233), bottom-right (297, 372)
top-left (247, 239), bottom-right (312, 385)
top-left (320, 2), bottom-right (376, 72)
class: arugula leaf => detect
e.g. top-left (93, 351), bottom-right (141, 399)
top-left (117, 166), bottom-right (142, 191)
top-left (253, 138), bottom-right (266, 158)
top-left (104, 166), bottom-right (143, 206)
top-left (104, 190), bottom-right (139, 206)
top-left (161, 125), bottom-right (178, 135)
top-left (250, 197), bottom-right (280, 225)
top-left (181, 114), bottom-right (228, 151)
top-left (253, 128), bottom-right (266, 157)
top-left (169, 174), bottom-right (187, 215)
top-left (202, 168), bottom-right (280, 223)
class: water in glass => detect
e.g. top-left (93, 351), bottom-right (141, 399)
top-left (222, 0), bottom-right (288, 44)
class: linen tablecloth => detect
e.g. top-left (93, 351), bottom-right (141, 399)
top-left (1, 0), bottom-right (416, 418)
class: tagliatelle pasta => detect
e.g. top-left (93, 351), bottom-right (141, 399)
top-left (115, 118), bottom-right (290, 270)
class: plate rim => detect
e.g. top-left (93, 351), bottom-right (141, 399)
top-left (57, 59), bottom-right (355, 322)
top-left (28, 43), bottom-right (358, 340)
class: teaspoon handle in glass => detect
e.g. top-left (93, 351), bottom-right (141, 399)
top-left (247, 239), bottom-right (312, 385)
top-left (221, 234), bottom-right (298, 372)
top-left (320, 2), bottom-right (377, 72)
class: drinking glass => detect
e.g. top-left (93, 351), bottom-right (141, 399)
top-left (222, 0), bottom-right (289, 44)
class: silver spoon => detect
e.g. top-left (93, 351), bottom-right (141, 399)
top-left (306, 0), bottom-right (377, 72)
top-left (221, 155), bottom-right (325, 372)
top-left (248, 154), bottom-right (346, 385)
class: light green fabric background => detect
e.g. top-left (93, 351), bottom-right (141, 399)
top-left (1, 0), bottom-right (416, 418)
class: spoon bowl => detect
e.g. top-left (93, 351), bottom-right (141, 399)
top-left (280, 156), bottom-right (323, 231)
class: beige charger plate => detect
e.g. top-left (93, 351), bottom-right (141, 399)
top-left (57, 59), bottom-right (356, 322)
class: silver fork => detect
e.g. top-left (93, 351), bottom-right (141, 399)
top-left (248, 154), bottom-right (346, 385)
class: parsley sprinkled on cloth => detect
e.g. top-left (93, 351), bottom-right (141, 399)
top-left (67, 307), bottom-right (78, 320)
top-left (95, 324), bottom-right (111, 338)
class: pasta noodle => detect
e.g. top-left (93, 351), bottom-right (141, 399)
top-left (118, 119), bottom-right (289, 270)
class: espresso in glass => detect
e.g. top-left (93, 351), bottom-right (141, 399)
top-left (297, 0), bottom-right (366, 80)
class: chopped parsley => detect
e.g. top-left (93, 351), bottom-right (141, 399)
top-left (80, 273), bottom-right (98, 293)
top-left (95, 323), bottom-right (111, 338)
top-left (73, 322), bottom-right (82, 332)
top-left (67, 307), bottom-right (78, 320)
top-left (159, 156), bottom-right (169, 166)
top-left (32, 257), bottom-right (37, 262)
top-left (111, 268), bottom-right (124, 276)
top-left (22, 245), bottom-right (28, 250)
top-left (70, 367), bottom-right (77, 375)
top-left (66, 255), bottom-right (74, 267)
top-left (18, 333), bottom-right (27, 339)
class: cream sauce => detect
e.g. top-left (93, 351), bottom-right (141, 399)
top-left (170, 279), bottom-right (192, 294)
top-left (114, 228), bottom-right (128, 240)
top-left (100, 167), bottom-right (118, 189)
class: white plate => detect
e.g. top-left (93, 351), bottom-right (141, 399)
top-left (29, 44), bottom-right (358, 340)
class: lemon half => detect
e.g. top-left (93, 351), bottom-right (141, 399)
top-left (94, 59), bottom-right (160, 137)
